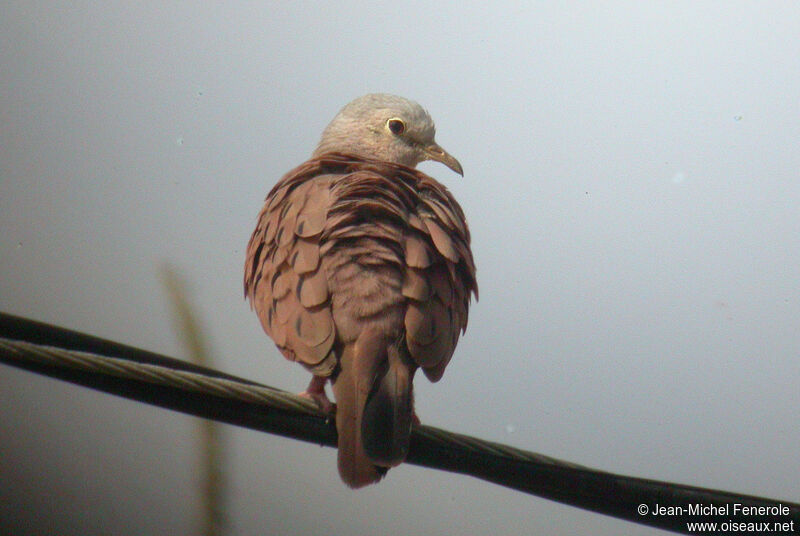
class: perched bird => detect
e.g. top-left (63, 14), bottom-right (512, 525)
top-left (244, 94), bottom-right (477, 488)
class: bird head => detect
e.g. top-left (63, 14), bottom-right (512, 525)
top-left (313, 94), bottom-right (463, 175)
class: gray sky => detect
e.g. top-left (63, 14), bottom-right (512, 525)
top-left (1, 2), bottom-right (798, 534)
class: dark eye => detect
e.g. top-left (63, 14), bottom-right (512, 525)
top-left (387, 118), bottom-right (405, 135)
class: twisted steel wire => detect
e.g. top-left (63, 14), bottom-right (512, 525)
top-left (1, 313), bottom-right (797, 534)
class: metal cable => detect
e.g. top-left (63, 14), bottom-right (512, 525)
top-left (0, 337), bottom-right (322, 415)
top-left (1, 313), bottom-right (798, 534)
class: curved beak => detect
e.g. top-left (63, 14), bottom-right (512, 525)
top-left (423, 142), bottom-right (463, 176)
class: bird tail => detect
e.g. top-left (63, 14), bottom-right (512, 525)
top-left (360, 340), bottom-right (413, 467)
top-left (332, 328), bottom-right (413, 488)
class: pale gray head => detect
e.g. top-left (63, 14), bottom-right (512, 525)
top-left (312, 93), bottom-right (463, 175)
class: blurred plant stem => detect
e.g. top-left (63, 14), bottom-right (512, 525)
top-left (161, 264), bottom-right (226, 536)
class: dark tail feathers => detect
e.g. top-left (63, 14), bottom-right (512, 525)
top-left (359, 341), bottom-right (413, 467)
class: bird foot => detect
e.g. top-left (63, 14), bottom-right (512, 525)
top-left (299, 376), bottom-right (335, 414)
top-left (299, 390), bottom-right (335, 414)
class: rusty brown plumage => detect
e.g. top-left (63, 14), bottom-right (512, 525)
top-left (245, 96), bottom-right (476, 488)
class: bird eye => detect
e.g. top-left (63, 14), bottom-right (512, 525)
top-left (387, 118), bottom-right (405, 135)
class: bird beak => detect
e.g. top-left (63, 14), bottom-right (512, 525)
top-left (422, 143), bottom-right (463, 176)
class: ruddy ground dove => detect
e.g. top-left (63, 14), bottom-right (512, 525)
top-left (244, 94), bottom-right (477, 487)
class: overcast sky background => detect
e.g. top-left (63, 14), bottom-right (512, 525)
top-left (1, 2), bottom-right (798, 535)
